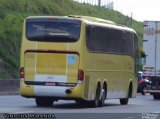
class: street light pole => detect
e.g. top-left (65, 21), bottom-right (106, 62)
top-left (98, 0), bottom-right (101, 7)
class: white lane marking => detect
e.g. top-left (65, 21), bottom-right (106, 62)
top-left (123, 117), bottom-right (136, 119)
top-left (10, 111), bottom-right (35, 114)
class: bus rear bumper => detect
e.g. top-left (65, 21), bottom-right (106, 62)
top-left (20, 81), bottom-right (84, 100)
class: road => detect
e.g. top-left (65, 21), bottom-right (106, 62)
top-left (0, 94), bottom-right (160, 119)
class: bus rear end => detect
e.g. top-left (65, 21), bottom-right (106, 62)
top-left (20, 17), bottom-right (84, 106)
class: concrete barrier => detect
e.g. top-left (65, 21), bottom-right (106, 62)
top-left (0, 79), bottom-right (19, 95)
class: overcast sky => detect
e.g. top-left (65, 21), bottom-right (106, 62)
top-left (111, 0), bottom-right (160, 21)
top-left (75, 0), bottom-right (160, 22)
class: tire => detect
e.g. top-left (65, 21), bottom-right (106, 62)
top-left (99, 89), bottom-right (106, 107)
top-left (153, 94), bottom-right (160, 100)
top-left (141, 91), bottom-right (145, 95)
top-left (141, 85), bottom-right (145, 95)
top-left (120, 83), bottom-right (132, 105)
top-left (120, 98), bottom-right (129, 105)
top-left (35, 97), bottom-right (54, 107)
top-left (90, 85), bottom-right (101, 107)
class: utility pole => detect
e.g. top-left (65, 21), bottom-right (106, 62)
top-left (131, 12), bottom-right (133, 28)
top-left (98, 0), bottom-right (101, 7)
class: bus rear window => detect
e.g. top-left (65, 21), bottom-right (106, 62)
top-left (26, 18), bottom-right (81, 42)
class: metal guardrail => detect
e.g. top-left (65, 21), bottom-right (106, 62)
top-left (0, 79), bottom-right (19, 95)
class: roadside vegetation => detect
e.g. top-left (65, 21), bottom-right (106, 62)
top-left (0, 0), bottom-right (143, 79)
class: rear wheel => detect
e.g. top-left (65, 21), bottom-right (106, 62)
top-left (120, 98), bottom-right (129, 105)
top-left (90, 85), bottom-right (101, 107)
top-left (141, 91), bottom-right (145, 95)
top-left (35, 97), bottom-right (54, 107)
top-left (120, 83), bottom-right (132, 105)
top-left (153, 94), bottom-right (160, 100)
top-left (141, 85), bottom-right (145, 95)
top-left (99, 89), bottom-right (106, 107)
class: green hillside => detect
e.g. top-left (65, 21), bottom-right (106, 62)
top-left (0, 0), bottom-right (143, 79)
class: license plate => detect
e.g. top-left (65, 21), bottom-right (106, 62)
top-left (46, 82), bottom-right (56, 86)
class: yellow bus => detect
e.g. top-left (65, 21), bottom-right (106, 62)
top-left (20, 15), bottom-right (139, 107)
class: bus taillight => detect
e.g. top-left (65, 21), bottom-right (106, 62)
top-left (78, 69), bottom-right (84, 83)
top-left (20, 67), bottom-right (24, 78)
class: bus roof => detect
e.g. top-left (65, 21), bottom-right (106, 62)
top-left (68, 15), bottom-right (116, 25)
top-left (67, 15), bottom-right (135, 33)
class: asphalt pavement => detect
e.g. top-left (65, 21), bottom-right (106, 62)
top-left (0, 94), bottom-right (160, 119)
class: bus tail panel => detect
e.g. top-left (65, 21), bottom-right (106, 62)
top-left (24, 51), bottom-right (79, 96)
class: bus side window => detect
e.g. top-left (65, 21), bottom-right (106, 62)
top-left (86, 25), bottom-right (91, 37)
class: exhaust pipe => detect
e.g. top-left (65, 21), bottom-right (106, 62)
top-left (65, 89), bottom-right (72, 94)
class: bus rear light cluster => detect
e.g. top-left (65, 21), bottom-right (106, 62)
top-left (78, 69), bottom-right (84, 83)
top-left (20, 67), bottom-right (24, 78)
